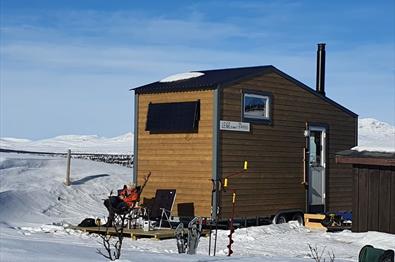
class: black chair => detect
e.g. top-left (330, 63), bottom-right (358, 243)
top-left (146, 189), bottom-right (177, 229)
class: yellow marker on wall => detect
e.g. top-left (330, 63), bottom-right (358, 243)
top-left (224, 178), bottom-right (228, 188)
top-left (244, 161), bottom-right (248, 170)
top-left (232, 192), bottom-right (236, 203)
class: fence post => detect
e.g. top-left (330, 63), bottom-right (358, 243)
top-left (65, 149), bottom-right (71, 186)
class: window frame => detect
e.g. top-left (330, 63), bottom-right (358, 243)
top-left (145, 100), bottom-right (200, 133)
top-left (241, 90), bottom-right (273, 125)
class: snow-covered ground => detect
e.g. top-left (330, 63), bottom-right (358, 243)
top-left (1, 118), bottom-right (394, 154)
top-left (0, 117), bottom-right (394, 261)
top-left (0, 153), bottom-right (394, 261)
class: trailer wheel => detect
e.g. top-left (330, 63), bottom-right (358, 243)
top-left (291, 213), bottom-right (304, 225)
top-left (275, 215), bottom-right (287, 224)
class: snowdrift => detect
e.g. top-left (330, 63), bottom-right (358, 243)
top-left (0, 154), bottom-right (132, 226)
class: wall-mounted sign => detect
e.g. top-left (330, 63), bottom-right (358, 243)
top-left (220, 120), bottom-right (250, 132)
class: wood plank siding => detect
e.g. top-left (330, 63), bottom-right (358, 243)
top-left (136, 90), bottom-right (214, 217)
top-left (219, 72), bottom-right (357, 219)
top-left (352, 165), bottom-right (395, 234)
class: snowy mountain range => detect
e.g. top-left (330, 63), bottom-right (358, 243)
top-left (1, 118), bottom-right (394, 153)
top-left (353, 118), bottom-right (395, 152)
top-left (0, 133), bottom-right (133, 154)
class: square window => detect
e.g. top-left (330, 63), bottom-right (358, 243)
top-left (243, 92), bottom-right (272, 123)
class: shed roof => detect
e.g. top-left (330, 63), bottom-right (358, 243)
top-left (336, 150), bottom-right (395, 166)
top-left (133, 65), bottom-right (272, 93)
top-left (132, 65), bottom-right (357, 118)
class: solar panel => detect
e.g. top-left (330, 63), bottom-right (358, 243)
top-left (146, 100), bottom-right (200, 133)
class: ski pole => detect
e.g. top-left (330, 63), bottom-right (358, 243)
top-left (208, 178), bottom-right (216, 256)
top-left (213, 184), bottom-right (219, 256)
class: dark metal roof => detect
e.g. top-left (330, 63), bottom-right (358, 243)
top-left (133, 65), bottom-right (273, 94)
top-left (132, 65), bottom-right (357, 118)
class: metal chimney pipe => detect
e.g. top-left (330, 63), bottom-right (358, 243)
top-left (316, 43), bottom-right (326, 96)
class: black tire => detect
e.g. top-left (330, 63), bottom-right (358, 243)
top-left (275, 215), bottom-right (287, 224)
top-left (291, 213), bottom-right (304, 225)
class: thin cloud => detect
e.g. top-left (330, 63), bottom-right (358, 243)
top-left (1, 2), bottom-right (394, 139)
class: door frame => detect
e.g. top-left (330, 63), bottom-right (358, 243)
top-left (306, 123), bottom-right (329, 213)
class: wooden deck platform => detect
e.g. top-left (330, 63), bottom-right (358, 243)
top-left (69, 225), bottom-right (208, 240)
top-left (69, 225), bottom-right (177, 240)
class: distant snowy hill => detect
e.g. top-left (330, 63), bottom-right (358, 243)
top-left (0, 133), bottom-right (133, 154)
top-left (1, 118), bottom-right (394, 154)
top-left (354, 118), bottom-right (395, 152)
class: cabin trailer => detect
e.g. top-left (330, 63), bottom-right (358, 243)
top-left (132, 45), bottom-right (357, 222)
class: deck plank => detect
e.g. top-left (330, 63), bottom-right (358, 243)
top-left (68, 225), bottom-right (207, 240)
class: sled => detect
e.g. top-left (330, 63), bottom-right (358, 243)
top-left (321, 212), bottom-right (352, 232)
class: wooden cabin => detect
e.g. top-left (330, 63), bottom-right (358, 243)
top-left (336, 150), bottom-right (395, 234)
top-left (132, 44), bottom-right (357, 221)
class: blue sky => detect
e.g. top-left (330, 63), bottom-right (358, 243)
top-left (1, 0), bottom-right (394, 139)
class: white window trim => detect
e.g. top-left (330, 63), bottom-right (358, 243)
top-left (243, 93), bottom-right (270, 120)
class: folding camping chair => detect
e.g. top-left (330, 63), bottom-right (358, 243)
top-left (109, 186), bottom-right (144, 229)
top-left (124, 188), bottom-right (154, 229)
top-left (145, 189), bottom-right (176, 229)
top-left (107, 172), bottom-right (153, 229)
top-left (110, 201), bottom-right (141, 229)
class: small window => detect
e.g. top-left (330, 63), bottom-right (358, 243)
top-left (146, 100), bottom-right (200, 133)
top-left (242, 91), bottom-right (272, 123)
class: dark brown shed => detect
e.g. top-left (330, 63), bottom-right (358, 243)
top-left (337, 150), bottom-right (395, 234)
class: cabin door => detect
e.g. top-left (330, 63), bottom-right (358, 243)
top-left (308, 126), bottom-right (326, 213)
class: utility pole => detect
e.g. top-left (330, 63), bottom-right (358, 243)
top-left (65, 149), bottom-right (71, 186)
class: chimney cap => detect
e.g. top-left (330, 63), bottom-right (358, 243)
top-left (317, 43), bottom-right (326, 49)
